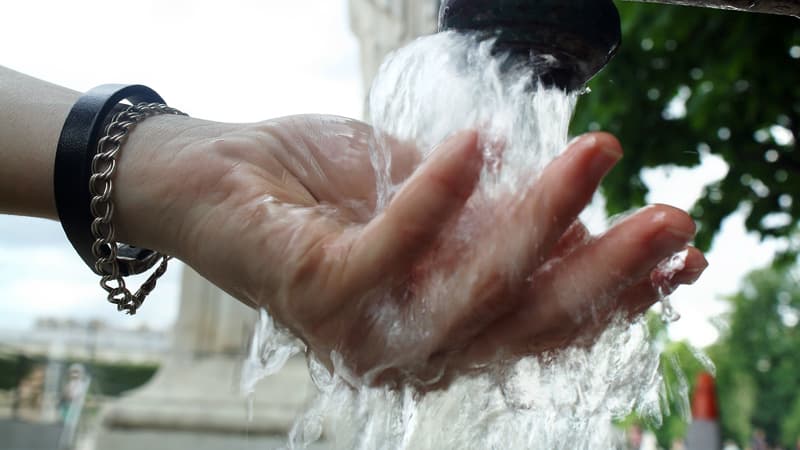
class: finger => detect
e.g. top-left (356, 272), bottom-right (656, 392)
top-left (619, 247), bottom-right (708, 317)
top-left (443, 135), bottom-right (621, 345)
top-left (547, 221), bottom-right (591, 260)
top-left (340, 130), bottom-right (483, 291)
top-left (535, 204), bottom-right (698, 315)
top-left (431, 136), bottom-right (621, 350)
top-left (463, 204), bottom-right (697, 362)
top-left (517, 132), bottom-right (622, 269)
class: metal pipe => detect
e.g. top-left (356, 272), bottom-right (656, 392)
top-left (621, 0), bottom-right (800, 17)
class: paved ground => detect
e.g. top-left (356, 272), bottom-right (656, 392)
top-left (1, 421), bottom-right (331, 450)
top-left (93, 429), bottom-right (330, 450)
top-left (0, 419), bottom-right (64, 450)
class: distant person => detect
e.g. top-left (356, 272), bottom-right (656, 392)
top-left (16, 365), bottom-right (45, 420)
top-left (671, 438), bottom-right (687, 450)
top-left (58, 364), bottom-right (89, 422)
top-left (724, 439), bottom-right (741, 450)
top-left (751, 429), bottom-right (768, 450)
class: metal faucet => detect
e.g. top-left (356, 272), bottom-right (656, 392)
top-left (438, 0), bottom-right (799, 91)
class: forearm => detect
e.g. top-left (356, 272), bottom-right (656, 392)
top-left (0, 66), bottom-right (80, 219)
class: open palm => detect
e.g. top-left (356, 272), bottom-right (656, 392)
top-left (119, 114), bottom-right (706, 383)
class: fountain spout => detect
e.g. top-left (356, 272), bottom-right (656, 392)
top-left (437, 0), bottom-right (622, 92)
top-left (438, 0), bottom-right (797, 92)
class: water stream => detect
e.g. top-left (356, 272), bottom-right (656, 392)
top-left (244, 31), bottom-right (696, 449)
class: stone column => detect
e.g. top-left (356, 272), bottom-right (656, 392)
top-left (349, 0), bottom-right (440, 97)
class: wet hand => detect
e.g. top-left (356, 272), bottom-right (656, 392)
top-left (113, 114), bottom-right (707, 382)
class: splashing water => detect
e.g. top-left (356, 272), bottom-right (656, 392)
top-left (241, 309), bottom-right (304, 421)
top-left (243, 32), bottom-right (698, 449)
top-left (652, 249), bottom-right (688, 322)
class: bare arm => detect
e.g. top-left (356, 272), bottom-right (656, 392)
top-left (0, 65), bottom-right (80, 219)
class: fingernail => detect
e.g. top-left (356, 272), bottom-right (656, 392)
top-left (589, 146), bottom-right (622, 179)
top-left (683, 268), bottom-right (706, 285)
top-left (683, 255), bottom-right (709, 284)
top-left (451, 131), bottom-right (483, 176)
top-left (651, 228), bottom-right (694, 255)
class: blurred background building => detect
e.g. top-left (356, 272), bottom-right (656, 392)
top-left (349, 0), bottom-right (439, 91)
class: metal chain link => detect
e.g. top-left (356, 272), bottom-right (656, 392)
top-left (89, 102), bottom-right (188, 315)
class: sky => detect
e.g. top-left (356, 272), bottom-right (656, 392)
top-left (0, 0), bottom-right (363, 332)
top-left (0, 0), bottom-right (783, 348)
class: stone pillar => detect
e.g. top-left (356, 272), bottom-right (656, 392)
top-left (349, 0), bottom-right (440, 96)
top-left (93, 268), bottom-right (315, 450)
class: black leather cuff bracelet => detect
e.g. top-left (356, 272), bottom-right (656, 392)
top-left (54, 84), bottom-right (165, 276)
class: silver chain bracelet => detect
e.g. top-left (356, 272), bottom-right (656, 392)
top-left (88, 102), bottom-right (188, 315)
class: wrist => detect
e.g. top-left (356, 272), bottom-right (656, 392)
top-left (113, 114), bottom-right (234, 254)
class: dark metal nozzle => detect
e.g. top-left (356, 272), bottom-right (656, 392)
top-left (438, 0), bottom-right (622, 91)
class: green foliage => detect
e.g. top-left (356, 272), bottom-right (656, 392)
top-left (572, 3), bottom-right (800, 252)
top-left (0, 354), bottom-right (158, 397)
top-left (636, 314), bottom-right (710, 448)
top-left (709, 266), bottom-right (800, 448)
top-left (87, 361), bottom-right (158, 397)
top-left (783, 396), bottom-right (800, 448)
top-left (0, 353), bottom-right (35, 390)
top-left (572, 5), bottom-right (800, 446)
top-left (636, 265), bottom-right (800, 447)
top-left (652, 340), bottom-right (707, 448)
top-left (707, 343), bottom-right (757, 445)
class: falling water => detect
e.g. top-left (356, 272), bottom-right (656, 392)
top-left (243, 32), bottom-right (697, 449)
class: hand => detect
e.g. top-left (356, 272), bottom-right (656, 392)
top-left (115, 114), bottom-right (707, 382)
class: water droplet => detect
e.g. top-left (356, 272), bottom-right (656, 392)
top-left (641, 38), bottom-right (654, 51)
top-left (754, 129), bottom-right (770, 143)
top-left (247, 395), bottom-right (255, 422)
top-left (717, 127), bottom-right (731, 141)
top-left (764, 149), bottom-right (780, 163)
top-left (688, 345), bottom-right (716, 376)
top-left (790, 45), bottom-right (800, 59)
top-left (771, 125), bottom-right (795, 146)
top-left (652, 250), bottom-right (688, 323)
top-left (734, 79), bottom-right (750, 92)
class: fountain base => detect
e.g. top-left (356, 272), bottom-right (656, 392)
top-left (89, 268), bottom-right (317, 449)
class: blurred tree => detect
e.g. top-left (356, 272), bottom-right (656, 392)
top-left (707, 266), bottom-right (800, 447)
top-left (783, 396), bottom-right (800, 448)
top-left (653, 340), bottom-right (707, 448)
top-left (572, 3), bottom-right (800, 254)
top-left (634, 314), bottom-right (709, 448)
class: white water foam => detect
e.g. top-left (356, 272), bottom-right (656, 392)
top-left (243, 32), bottom-right (694, 449)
